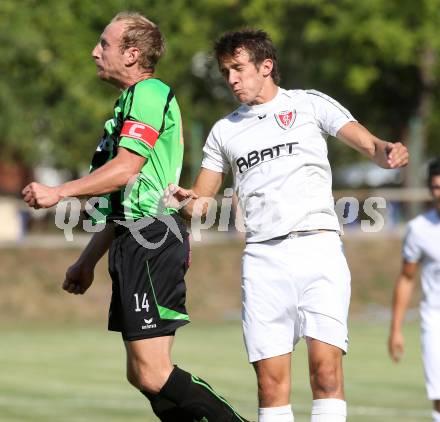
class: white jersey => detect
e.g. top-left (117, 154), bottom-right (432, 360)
top-left (202, 87), bottom-right (356, 242)
top-left (403, 209), bottom-right (440, 311)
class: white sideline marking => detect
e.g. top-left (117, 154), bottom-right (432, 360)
top-left (0, 395), bottom-right (431, 418)
top-left (296, 404), bottom-right (430, 418)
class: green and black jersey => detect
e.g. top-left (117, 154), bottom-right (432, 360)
top-left (89, 78), bottom-right (183, 223)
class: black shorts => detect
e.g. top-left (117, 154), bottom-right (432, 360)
top-left (108, 215), bottom-right (190, 341)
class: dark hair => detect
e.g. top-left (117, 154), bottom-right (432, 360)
top-left (214, 29), bottom-right (280, 84)
top-left (428, 158), bottom-right (440, 187)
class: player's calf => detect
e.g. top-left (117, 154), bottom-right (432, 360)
top-left (141, 390), bottom-right (195, 422)
top-left (158, 366), bottom-right (251, 421)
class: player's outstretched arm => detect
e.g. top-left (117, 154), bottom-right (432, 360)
top-left (22, 147), bottom-right (145, 209)
top-left (63, 224), bottom-right (115, 295)
top-left (165, 168), bottom-right (225, 221)
top-left (337, 122), bottom-right (409, 169)
top-left (388, 260), bottom-right (418, 362)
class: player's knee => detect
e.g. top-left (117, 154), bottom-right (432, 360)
top-left (131, 371), bottom-right (161, 394)
top-left (131, 365), bottom-right (171, 395)
top-left (258, 372), bottom-right (290, 402)
top-left (126, 367), bottom-right (140, 389)
top-left (309, 362), bottom-right (342, 396)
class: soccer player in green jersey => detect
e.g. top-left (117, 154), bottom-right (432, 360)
top-left (22, 12), bottom-right (249, 422)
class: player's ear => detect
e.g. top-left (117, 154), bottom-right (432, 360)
top-left (261, 58), bottom-right (273, 78)
top-left (125, 47), bottom-right (140, 66)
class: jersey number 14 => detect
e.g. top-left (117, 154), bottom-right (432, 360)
top-left (134, 293), bottom-right (149, 312)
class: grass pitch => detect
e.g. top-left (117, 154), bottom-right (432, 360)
top-left (0, 320), bottom-right (430, 421)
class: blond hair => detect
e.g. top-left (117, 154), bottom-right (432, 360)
top-left (112, 12), bottom-right (165, 71)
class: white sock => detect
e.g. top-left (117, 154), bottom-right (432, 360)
top-left (258, 404), bottom-right (294, 422)
top-left (432, 410), bottom-right (440, 422)
top-left (311, 399), bottom-right (347, 421)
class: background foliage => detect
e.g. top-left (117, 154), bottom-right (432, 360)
top-left (1, 0), bottom-right (439, 183)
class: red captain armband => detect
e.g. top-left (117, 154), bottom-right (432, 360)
top-left (120, 120), bottom-right (159, 148)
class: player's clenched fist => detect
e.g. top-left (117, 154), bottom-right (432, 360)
top-left (63, 261), bottom-right (94, 295)
top-left (22, 182), bottom-right (62, 209)
top-left (385, 142), bottom-right (409, 169)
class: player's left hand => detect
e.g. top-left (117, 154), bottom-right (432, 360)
top-left (22, 182), bottom-right (62, 209)
top-left (162, 183), bottom-right (198, 209)
top-left (384, 142), bottom-right (409, 169)
top-left (63, 261), bottom-right (95, 295)
top-left (388, 330), bottom-right (404, 362)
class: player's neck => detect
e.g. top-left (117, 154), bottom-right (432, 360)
top-left (119, 71), bottom-right (155, 90)
top-left (247, 81), bottom-right (279, 106)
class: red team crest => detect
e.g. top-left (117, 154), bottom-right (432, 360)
top-left (274, 110), bottom-right (296, 130)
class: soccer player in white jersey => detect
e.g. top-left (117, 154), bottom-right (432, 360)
top-left (166, 29), bottom-right (409, 422)
top-left (388, 158), bottom-right (440, 422)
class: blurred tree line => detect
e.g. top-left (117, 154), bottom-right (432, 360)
top-left (0, 0), bottom-right (439, 186)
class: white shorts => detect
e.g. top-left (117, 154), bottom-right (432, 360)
top-left (242, 231), bottom-right (351, 363)
top-left (421, 307), bottom-right (440, 400)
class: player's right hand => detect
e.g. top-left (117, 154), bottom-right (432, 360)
top-left (388, 331), bottom-right (404, 362)
top-left (22, 182), bottom-right (62, 209)
top-left (163, 183), bottom-right (199, 209)
top-left (63, 261), bottom-right (94, 295)
top-left (384, 141), bottom-right (409, 169)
